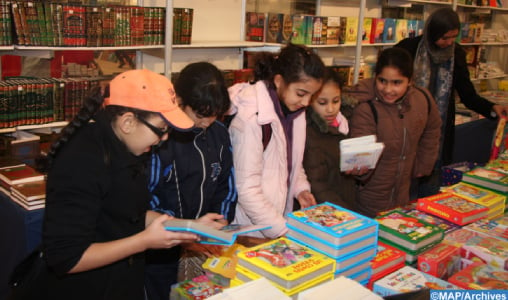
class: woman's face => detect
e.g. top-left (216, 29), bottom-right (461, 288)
top-left (375, 66), bottom-right (410, 104)
top-left (183, 106), bottom-right (217, 129)
top-left (435, 29), bottom-right (459, 49)
top-left (274, 74), bottom-right (323, 112)
top-left (123, 114), bottom-right (170, 156)
top-left (311, 80), bottom-right (341, 125)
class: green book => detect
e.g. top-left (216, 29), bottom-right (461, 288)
top-left (462, 166), bottom-right (508, 194)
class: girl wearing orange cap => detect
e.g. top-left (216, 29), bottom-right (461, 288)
top-left (10, 70), bottom-right (208, 300)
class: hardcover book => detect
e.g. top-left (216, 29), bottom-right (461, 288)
top-left (0, 165), bottom-right (45, 187)
top-left (417, 192), bottom-right (489, 225)
top-left (382, 18), bottom-right (396, 43)
top-left (339, 135), bottom-right (384, 172)
top-left (373, 266), bottom-right (459, 296)
top-left (370, 241), bottom-right (405, 277)
top-left (442, 182), bottom-right (505, 217)
top-left (403, 208), bottom-right (461, 234)
top-left (335, 245), bottom-right (377, 273)
top-left (448, 263), bottom-right (508, 290)
top-left (462, 166), bottom-right (508, 193)
top-left (485, 159), bottom-right (508, 174)
top-left (163, 220), bottom-right (270, 246)
top-left (236, 238), bottom-right (335, 292)
top-left (10, 180), bottom-right (45, 202)
top-left (442, 228), bottom-right (485, 248)
top-left (286, 202), bottom-right (378, 248)
top-left (464, 214), bottom-right (508, 241)
top-left (417, 242), bottom-right (461, 280)
top-left (461, 234), bottom-right (508, 271)
top-left (375, 209), bottom-right (444, 252)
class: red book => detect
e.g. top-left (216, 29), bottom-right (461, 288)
top-left (417, 242), bottom-right (460, 279)
top-left (460, 234), bottom-right (508, 271)
top-left (0, 165), bottom-right (44, 187)
top-left (370, 241), bottom-right (405, 277)
top-left (448, 263), bottom-right (508, 290)
top-left (417, 192), bottom-right (489, 226)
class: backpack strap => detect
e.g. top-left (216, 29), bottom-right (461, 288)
top-left (261, 124), bottom-right (272, 151)
top-left (413, 86), bottom-right (432, 116)
top-left (367, 100), bottom-right (378, 124)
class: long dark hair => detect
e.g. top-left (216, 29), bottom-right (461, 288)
top-left (375, 48), bottom-right (414, 79)
top-left (426, 7), bottom-right (460, 44)
top-left (252, 43), bottom-right (326, 85)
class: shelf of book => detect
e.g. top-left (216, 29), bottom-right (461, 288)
top-left (0, 121), bottom-right (68, 134)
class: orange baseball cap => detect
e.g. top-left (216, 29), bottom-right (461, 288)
top-left (104, 69), bottom-right (194, 130)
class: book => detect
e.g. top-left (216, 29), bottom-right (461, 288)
top-left (10, 180), bottom-right (46, 202)
top-left (163, 220), bottom-right (271, 246)
top-left (266, 13), bottom-right (284, 43)
top-left (311, 16), bottom-right (327, 45)
top-left (291, 14), bottom-right (312, 45)
top-left (462, 166), bottom-right (508, 193)
top-left (334, 245), bottom-right (377, 273)
top-left (442, 182), bottom-right (506, 217)
top-left (401, 208), bottom-right (460, 234)
top-left (245, 12), bottom-right (266, 42)
top-left (0, 165), bottom-right (45, 187)
top-left (286, 202), bottom-right (379, 248)
top-left (236, 238), bottom-right (335, 292)
top-left (382, 18), bottom-right (396, 43)
top-left (417, 242), bottom-right (461, 280)
top-left (339, 135), bottom-right (384, 172)
top-left (395, 18), bottom-right (407, 42)
top-left (442, 227), bottom-right (485, 248)
top-left (361, 17), bottom-right (372, 44)
top-left (380, 238), bottom-right (436, 265)
top-left (370, 18), bottom-right (385, 43)
top-left (464, 214), bottom-right (508, 241)
top-left (485, 159), bottom-right (508, 175)
top-left (281, 14), bottom-right (293, 44)
top-left (372, 266), bottom-right (459, 296)
top-left (448, 263), bottom-right (508, 290)
top-left (326, 16), bottom-right (341, 45)
top-left (375, 209), bottom-right (444, 252)
top-left (370, 241), bottom-right (406, 277)
top-left (417, 192), bottom-right (489, 225)
top-left (171, 274), bottom-right (223, 300)
top-left (344, 17), bottom-right (358, 45)
top-left (460, 234), bottom-right (508, 271)
top-left (298, 276), bottom-right (383, 300)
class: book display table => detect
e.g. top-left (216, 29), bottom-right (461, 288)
top-left (0, 192), bottom-right (43, 299)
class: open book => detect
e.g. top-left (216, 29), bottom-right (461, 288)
top-left (340, 135), bottom-right (384, 172)
top-left (164, 219), bottom-right (271, 246)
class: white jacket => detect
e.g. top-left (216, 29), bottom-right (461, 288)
top-left (228, 81), bottom-right (311, 238)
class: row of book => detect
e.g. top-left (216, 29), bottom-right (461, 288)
top-left (0, 160), bottom-right (46, 211)
top-left (3, 1), bottom-right (166, 47)
top-left (457, 0), bottom-right (507, 7)
top-left (0, 77), bottom-right (104, 129)
top-left (245, 12), bottom-right (426, 45)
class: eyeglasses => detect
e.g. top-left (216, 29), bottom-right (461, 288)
top-left (137, 117), bottom-right (171, 138)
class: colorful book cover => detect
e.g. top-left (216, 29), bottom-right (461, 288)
top-left (326, 16), bottom-right (341, 45)
top-left (375, 209), bottom-right (444, 252)
top-left (448, 263), bottom-right (508, 290)
top-left (464, 215), bottom-right (508, 241)
top-left (443, 228), bottom-right (484, 248)
top-left (370, 241), bottom-right (405, 276)
top-left (395, 18), bottom-right (408, 42)
top-left (344, 17), bottom-right (358, 45)
top-left (442, 182), bottom-right (506, 211)
top-left (417, 243), bottom-right (461, 280)
top-left (310, 16), bottom-right (326, 45)
top-left (403, 208), bottom-right (460, 234)
top-left (361, 17), bottom-right (372, 44)
top-left (382, 18), bottom-right (396, 43)
top-left (485, 159), bottom-right (508, 174)
top-left (287, 202), bottom-right (378, 247)
top-left (417, 192), bottom-right (489, 226)
top-left (370, 18), bottom-right (385, 43)
top-left (461, 234), bottom-right (508, 271)
top-left (462, 166), bottom-right (508, 193)
top-left (266, 13), bottom-right (283, 43)
top-left (236, 237), bottom-right (335, 291)
top-left (373, 266), bottom-right (458, 296)
top-left (245, 12), bottom-right (266, 42)
top-left (281, 14), bottom-right (293, 44)
top-left (173, 275), bottom-right (223, 300)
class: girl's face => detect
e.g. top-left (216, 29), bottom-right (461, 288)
top-left (435, 29), bottom-right (459, 49)
top-left (311, 80), bottom-right (341, 125)
top-left (121, 113), bottom-right (170, 156)
top-left (274, 74), bottom-right (323, 112)
top-left (183, 106), bottom-right (217, 129)
top-left (375, 66), bottom-right (410, 104)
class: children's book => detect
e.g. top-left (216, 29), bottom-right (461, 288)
top-left (382, 18), bottom-right (396, 43)
top-left (265, 13), bottom-right (284, 43)
top-left (344, 17), bottom-right (358, 45)
top-left (202, 243), bottom-right (247, 280)
top-left (485, 159), bottom-right (508, 174)
top-left (417, 242), bottom-right (461, 280)
top-left (370, 241), bottom-right (406, 277)
top-left (380, 238), bottom-right (436, 265)
top-left (464, 214), bottom-right (508, 241)
top-left (395, 18), bottom-right (407, 42)
top-left (163, 220), bottom-right (270, 246)
top-left (298, 276), bottom-right (383, 300)
top-left (442, 227), bottom-right (485, 247)
top-left (460, 234), bottom-right (508, 271)
top-left (416, 192), bottom-right (488, 226)
top-left (171, 274), bottom-right (223, 300)
top-left (441, 182), bottom-right (506, 214)
top-left (339, 135), bottom-right (384, 171)
top-left (245, 12), bottom-right (266, 42)
top-left (373, 266), bottom-right (458, 296)
top-left (403, 208), bottom-right (460, 234)
top-left (462, 166), bottom-right (508, 193)
top-left (335, 245), bottom-right (377, 273)
top-left (236, 238), bottom-right (335, 292)
top-left (375, 209), bottom-right (444, 252)
top-left (362, 17), bottom-right (372, 44)
top-left (370, 18), bottom-right (385, 43)
top-left (448, 262), bottom-right (508, 290)
top-left (326, 16), bottom-right (341, 45)
top-left (0, 165), bottom-right (45, 187)
top-left (286, 202), bottom-right (378, 247)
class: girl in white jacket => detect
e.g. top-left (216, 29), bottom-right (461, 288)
top-left (228, 43), bottom-right (326, 238)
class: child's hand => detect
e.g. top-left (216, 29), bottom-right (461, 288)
top-left (345, 166), bottom-right (369, 176)
top-left (297, 190), bottom-right (316, 208)
top-left (196, 213), bottom-right (226, 230)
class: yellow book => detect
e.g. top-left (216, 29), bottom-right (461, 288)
top-left (345, 17), bottom-right (358, 45)
top-left (202, 243), bottom-right (247, 279)
top-left (442, 182), bottom-right (506, 212)
top-left (395, 19), bottom-right (408, 42)
top-left (362, 17), bottom-right (372, 44)
top-left (236, 237), bottom-right (335, 292)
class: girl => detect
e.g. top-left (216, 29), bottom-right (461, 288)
top-left (228, 43), bottom-right (326, 238)
top-left (40, 69), bottom-right (203, 300)
top-left (303, 67), bottom-right (357, 209)
top-left (347, 48), bottom-right (442, 217)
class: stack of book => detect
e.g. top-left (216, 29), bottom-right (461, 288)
top-left (448, 262), bottom-right (508, 290)
top-left (442, 182), bottom-right (506, 219)
top-left (397, 208), bottom-right (461, 235)
top-left (464, 214), bottom-right (508, 241)
top-left (462, 166), bottom-right (508, 194)
top-left (416, 192), bottom-right (489, 226)
top-left (375, 209), bottom-right (444, 264)
top-left (234, 237), bottom-right (336, 297)
top-left (416, 242), bottom-right (461, 280)
top-left (372, 266), bottom-right (458, 296)
top-left (286, 202), bottom-right (378, 284)
top-left (367, 241), bottom-right (405, 289)
top-left (0, 163), bottom-right (46, 210)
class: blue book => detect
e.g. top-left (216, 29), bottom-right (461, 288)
top-left (286, 202), bottom-right (379, 247)
top-left (335, 245), bottom-right (376, 273)
top-left (382, 18), bottom-right (396, 43)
